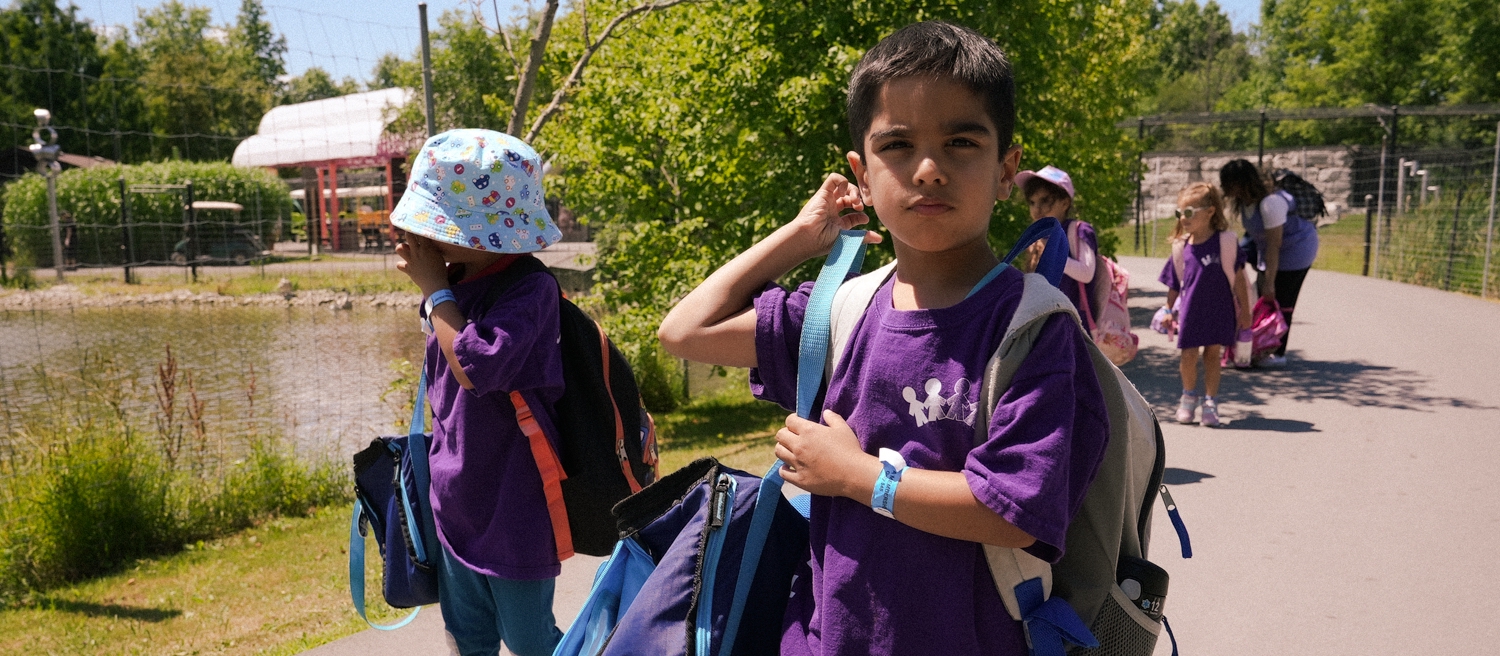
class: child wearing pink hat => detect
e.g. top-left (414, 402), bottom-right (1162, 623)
top-left (1016, 165), bottom-right (1098, 313)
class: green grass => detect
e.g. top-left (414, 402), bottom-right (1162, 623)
top-left (2, 255), bottom-right (412, 297)
top-left (0, 375), bottom-right (787, 654)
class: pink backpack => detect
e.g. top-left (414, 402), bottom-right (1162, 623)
top-left (1069, 221), bottom-right (1138, 365)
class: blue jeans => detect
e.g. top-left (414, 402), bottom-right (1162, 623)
top-left (438, 544), bottom-right (563, 656)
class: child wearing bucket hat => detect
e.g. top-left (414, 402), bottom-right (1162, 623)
top-left (391, 129), bottom-right (565, 656)
top-left (1016, 165), bottom-right (1099, 313)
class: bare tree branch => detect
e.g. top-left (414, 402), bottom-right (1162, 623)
top-left (524, 0), bottom-right (695, 143)
top-left (494, 0), bottom-right (522, 74)
top-left (508, 0), bottom-right (562, 136)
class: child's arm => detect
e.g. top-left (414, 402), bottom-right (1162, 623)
top-left (1164, 289), bottom-right (1179, 333)
top-left (777, 411), bottom-right (1037, 548)
top-left (658, 173), bottom-right (879, 368)
top-left (1233, 269), bottom-right (1252, 330)
top-left (395, 235), bottom-right (476, 390)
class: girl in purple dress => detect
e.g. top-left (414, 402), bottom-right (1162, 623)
top-left (1159, 183), bottom-right (1251, 427)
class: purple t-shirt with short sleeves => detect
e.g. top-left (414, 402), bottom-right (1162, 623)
top-left (424, 269), bottom-right (565, 580)
top-left (751, 265), bottom-right (1110, 656)
top-left (1158, 232), bottom-right (1246, 349)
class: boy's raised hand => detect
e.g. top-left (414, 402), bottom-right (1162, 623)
top-left (395, 233), bottom-right (449, 296)
top-left (788, 173), bottom-right (883, 260)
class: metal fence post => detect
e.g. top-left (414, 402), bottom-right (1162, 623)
top-left (1374, 131), bottom-right (1389, 278)
top-left (185, 180), bottom-right (197, 283)
top-left (1444, 172), bottom-right (1467, 292)
top-left (1257, 108), bottom-right (1267, 169)
top-left (119, 176), bottom-right (135, 284)
top-left (419, 4), bottom-right (437, 139)
top-left (1484, 120), bottom-right (1499, 299)
top-left (1136, 117), bottom-right (1145, 252)
top-left (30, 109), bottom-right (65, 281)
top-left (1363, 194), bottom-right (1374, 276)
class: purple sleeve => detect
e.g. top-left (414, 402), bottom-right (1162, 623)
top-left (451, 272), bottom-right (560, 397)
top-left (964, 313), bottom-right (1110, 563)
top-left (748, 280), bottom-right (817, 412)
top-left (1158, 258), bottom-right (1180, 291)
top-left (1077, 221), bottom-right (1099, 256)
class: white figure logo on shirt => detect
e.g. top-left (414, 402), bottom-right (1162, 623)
top-left (1199, 253), bottom-right (1217, 268)
top-left (901, 377), bottom-right (976, 427)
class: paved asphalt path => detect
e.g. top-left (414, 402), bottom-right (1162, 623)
top-left (308, 256), bottom-right (1500, 655)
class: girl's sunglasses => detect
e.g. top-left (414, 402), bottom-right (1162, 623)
top-left (1174, 206), bottom-right (1209, 220)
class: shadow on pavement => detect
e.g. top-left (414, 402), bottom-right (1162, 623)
top-left (1120, 346), bottom-right (1493, 416)
top-left (1227, 413), bottom-right (1319, 432)
top-left (1162, 467), bottom-right (1215, 484)
top-left (30, 597), bottom-right (182, 622)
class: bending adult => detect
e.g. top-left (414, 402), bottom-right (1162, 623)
top-left (1016, 165), bottom-right (1097, 313)
top-left (1219, 159), bottom-right (1319, 367)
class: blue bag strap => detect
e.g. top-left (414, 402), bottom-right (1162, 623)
top-left (1160, 484), bottom-right (1193, 559)
top-left (408, 362), bottom-right (439, 567)
top-left (795, 230), bottom-right (868, 419)
top-left (720, 230), bottom-right (868, 656)
top-left (1000, 217), bottom-right (1068, 288)
top-left (1014, 577), bottom-right (1099, 656)
top-left (349, 499), bottom-right (423, 630)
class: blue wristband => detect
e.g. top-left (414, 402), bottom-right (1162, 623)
top-left (422, 289), bottom-right (457, 334)
top-left (871, 448), bottom-right (907, 519)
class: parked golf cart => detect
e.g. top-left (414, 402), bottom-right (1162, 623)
top-left (171, 201), bottom-right (269, 266)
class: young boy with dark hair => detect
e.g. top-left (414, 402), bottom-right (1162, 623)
top-left (658, 21), bottom-right (1109, 656)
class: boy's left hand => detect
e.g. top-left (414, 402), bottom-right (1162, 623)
top-left (395, 234), bottom-right (450, 296)
top-left (775, 410), bottom-right (880, 499)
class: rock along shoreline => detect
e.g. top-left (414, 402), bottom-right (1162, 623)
top-left (0, 287), bottom-right (423, 311)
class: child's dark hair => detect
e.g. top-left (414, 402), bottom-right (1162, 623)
top-left (1218, 159), bottom-right (1270, 209)
top-left (847, 22), bottom-right (1016, 158)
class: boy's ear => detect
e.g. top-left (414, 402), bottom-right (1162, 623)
top-left (846, 151), bottom-right (871, 204)
top-left (997, 145), bottom-right (1024, 201)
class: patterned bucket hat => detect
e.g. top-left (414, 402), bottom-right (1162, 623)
top-left (390, 129), bottom-right (561, 253)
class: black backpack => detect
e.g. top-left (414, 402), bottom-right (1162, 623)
top-left (475, 255), bottom-right (660, 557)
top-left (1272, 169), bottom-right (1327, 219)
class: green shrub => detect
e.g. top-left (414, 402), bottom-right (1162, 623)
top-left (0, 161), bottom-right (292, 268)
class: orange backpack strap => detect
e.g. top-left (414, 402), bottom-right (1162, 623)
top-left (510, 391), bottom-right (575, 561)
top-left (596, 323), bottom-right (645, 494)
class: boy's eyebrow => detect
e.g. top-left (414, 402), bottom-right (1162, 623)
top-left (867, 122), bottom-right (994, 141)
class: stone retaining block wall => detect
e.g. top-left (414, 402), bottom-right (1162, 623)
top-left (1139, 146), bottom-right (1361, 221)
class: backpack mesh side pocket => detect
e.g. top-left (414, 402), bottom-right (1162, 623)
top-left (1070, 584), bottom-right (1161, 656)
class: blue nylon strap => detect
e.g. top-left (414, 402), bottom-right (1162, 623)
top-left (720, 231), bottom-right (867, 656)
top-left (1014, 577), bottom-right (1098, 656)
top-left (795, 230), bottom-right (868, 419)
top-left (964, 262), bottom-right (1010, 299)
top-left (1164, 615), bottom-right (1180, 656)
top-left (349, 500), bottom-right (422, 630)
top-left (1160, 484), bottom-right (1193, 558)
top-left (408, 364), bottom-right (438, 568)
top-left (1000, 217), bottom-right (1069, 287)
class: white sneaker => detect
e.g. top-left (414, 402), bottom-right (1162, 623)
top-left (1175, 393), bottom-right (1199, 424)
top-left (1200, 398), bottom-right (1220, 427)
top-left (1257, 354), bottom-right (1288, 368)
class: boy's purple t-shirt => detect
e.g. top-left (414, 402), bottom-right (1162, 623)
top-left (424, 269), bottom-right (564, 580)
top-left (751, 266), bottom-right (1110, 656)
top-left (1158, 232), bottom-right (1246, 349)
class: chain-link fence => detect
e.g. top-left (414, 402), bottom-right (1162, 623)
top-left (1117, 106), bottom-right (1500, 299)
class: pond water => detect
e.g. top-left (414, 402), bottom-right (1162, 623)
top-left (0, 304), bottom-right (425, 464)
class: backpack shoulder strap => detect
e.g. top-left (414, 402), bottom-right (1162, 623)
top-left (972, 273), bottom-right (1080, 622)
top-left (1170, 238), bottom-right (1186, 286)
top-left (826, 261), bottom-right (897, 381)
top-left (475, 254), bottom-right (551, 317)
top-left (1218, 230), bottom-right (1238, 285)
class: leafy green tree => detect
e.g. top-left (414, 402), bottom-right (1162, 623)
top-left (279, 66), bottom-right (360, 105)
top-left (1142, 1), bottom-right (1251, 114)
top-left (542, 0), bottom-right (1153, 339)
top-left (229, 0), bottom-right (286, 92)
top-left (131, 1), bottom-right (273, 161)
top-left (0, 0), bottom-right (106, 159)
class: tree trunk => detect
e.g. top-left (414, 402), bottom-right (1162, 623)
top-left (508, 0), bottom-right (562, 136)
